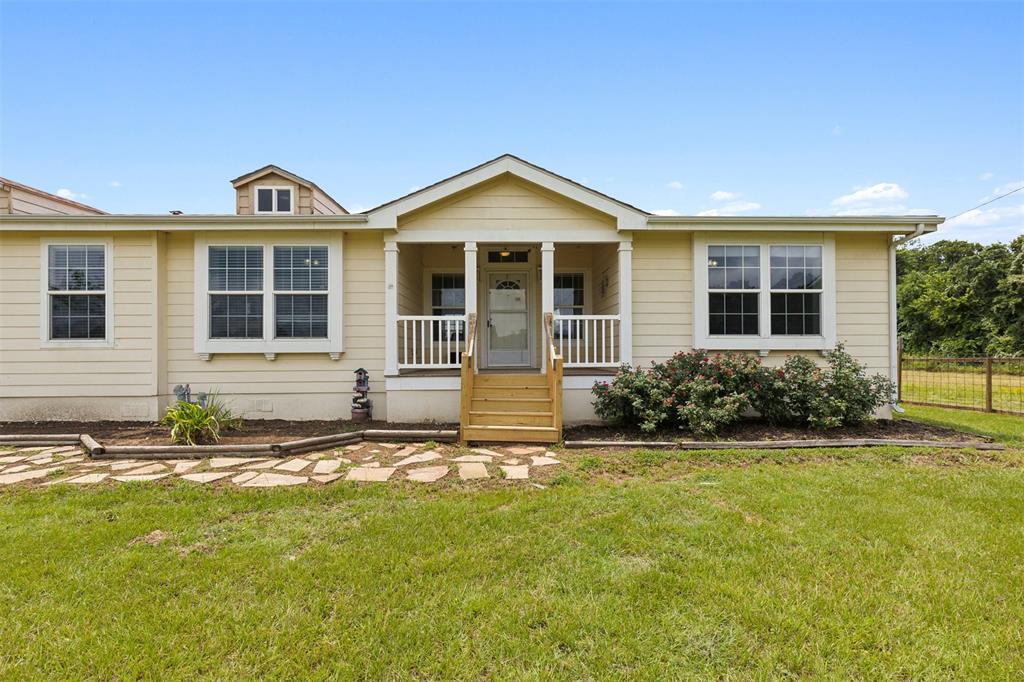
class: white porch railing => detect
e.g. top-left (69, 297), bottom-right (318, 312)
top-left (552, 314), bottom-right (621, 367)
top-left (397, 315), bottom-right (468, 369)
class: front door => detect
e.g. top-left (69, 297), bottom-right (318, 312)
top-left (486, 271), bottom-right (530, 366)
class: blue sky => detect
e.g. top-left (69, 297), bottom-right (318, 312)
top-left (2, 1), bottom-right (1022, 244)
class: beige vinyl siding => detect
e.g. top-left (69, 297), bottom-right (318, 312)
top-left (592, 242), bottom-right (619, 316)
top-left (631, 232), bottom-right (693, 365)
top-left (235, 172), bottom-right (308, 215)
top-left (0, 187), bottom-right (10, 214)
top-left (164, 230), bottom-right (386, 416)
top-left (7, 186), bottom-right (105, 216)
top-left (835, 233), bottom-right (890, 376)
top-left (0, 232), bottom-right (156, 398)
top-left (312, 187), bottom-right (346, 215)
top-left (398, 243), bottom-right (424, 315)
top-left (399, 175), bottom-right (616, 234)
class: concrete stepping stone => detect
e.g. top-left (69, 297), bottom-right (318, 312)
top-left (48, 445), bottom-right (80, 454)
top-left (394, 452), bottom-right (440, 467)
top-left (173, 461), bottom-right (201, 474)
top-left (312, 459), bottom-right (343, 475)
top-left (457, 462), bottom-right (489, 480)
top-left (209, 457), bottom-right (266, 469)
top-left (0, 467), bottom-right (63, 485)
top-left (241, 459), bottom-right (282, 470)
top-left (337, 457), bottom-right (352, 464)
top-left (531, 455), bottom-right (561, 467)
top-left (472, 448), bottom-right (502, 458)
top-left (0, 455), bottom-right (28, 464)
top-left (507, 446), bottom-right (546, 455)
top-left (66, 473), bottom-right (109, 484)
top-left (312, 473), bottom-right (343, 484)
top-left (109, 460), bottom-right (143, 471)
top-left (453, 454), bottom-right (492, 463)
top-left (346, 467), bottom-right (395, 482)
top-left (344, 444), bottom-right (363, 451)
top-left (231, 471), bottom-right (260, 484)
top-left (113, 474), bottom-right (170, 483)
top-left (407, 465), bottom-right (448, 483)
top-left (361, 455), bottom-right (377, 461)
top-left (121, 463), bottom-right (166, 476)
top-left (16, 446), bottom-right (45, 452)
top-left (1, 464), bottom-right (32, 474)
top-left (391, 446), bottom-right (417, 460)
top-left (505, 458), bottom-right (521, 465)
top-left (378, 443), bottom-right (401, 449)
top-left (57, 456), bottom-right (84, 464)
top-left (500, 465), bottom-right (530, 480)
top-left (27, 455), bottom-right (56, 464)
top-left (362, 462), bottom-right (381, 468)
top-left (242, 473), bottom-right (308, 488)
top-left (275, 458), bottom-right (311, 472)
top-left (181, 471), bottom-right (233, 483)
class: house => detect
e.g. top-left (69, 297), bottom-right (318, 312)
top-left (0, 156), bottom-right (943, 442)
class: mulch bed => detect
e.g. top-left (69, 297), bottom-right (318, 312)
top-left (564, 418), bottom-right (987, 444)
top-left (0, 420), bottom-right (457, 446)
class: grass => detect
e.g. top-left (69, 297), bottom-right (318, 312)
top-left (902, 404), bottom-right (1024, 446)
top-left (901, 368), bottom-right (1024, 413)
top-left (2, 410), bottom-right (1023, 678)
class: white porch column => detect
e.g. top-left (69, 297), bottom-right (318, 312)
top-left (618, 241), bottom-right (633, 365)
top-left (541, 242), bottom-right (555, 314)
top-left (384, 241), bottom-right (399, 376)
top-left (541, 241), bottom-right (555, 372)
top-left (464, 242), bottom-right (477, 319)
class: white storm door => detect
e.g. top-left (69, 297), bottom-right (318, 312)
top-left (486, 271), bottom-right (530, 366)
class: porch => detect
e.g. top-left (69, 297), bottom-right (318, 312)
top-left (384, 241), bottom-right (633, 442)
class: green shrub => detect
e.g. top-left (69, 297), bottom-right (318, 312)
top-left (160, 393), bottom-right (241, 445)
top-left (754, 344), bottom-right (895, 429)
top-left (594, 346), bottom-right (895, 436)
top-left (593, 351), bottom-right (762, 437)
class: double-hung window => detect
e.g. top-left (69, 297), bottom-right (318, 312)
top-left (209, 246), bottom-right (264, 339)
top-left (430, 273), bottom-right (465, 341)
top-left (44, 243), bottom-right (111, 343)
top-left (274, 246), bottom-right (329, 338)
top-left (255, 186), bottom-right (293, 214)
top-left (195, 237), bottom-right (342, 358)
top-left (553, 272), bottom-right (585, 339)
top-left (695, 235), bottom-right (835, 351)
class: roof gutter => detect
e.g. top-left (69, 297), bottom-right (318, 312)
top-left (889, 223), bottom-right (928, 412)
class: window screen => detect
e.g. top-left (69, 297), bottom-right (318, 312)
top-left (47, 245), bottom-right (107, 340)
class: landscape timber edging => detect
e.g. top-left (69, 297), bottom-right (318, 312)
top-left (563, 438), bottom-right (1006, 451)
top-left (0, 429), bottom-right (459, 459)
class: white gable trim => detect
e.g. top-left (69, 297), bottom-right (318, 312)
top-left (365, 156), bottom-right (648, 231)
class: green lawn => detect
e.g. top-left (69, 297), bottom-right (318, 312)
top-left (2, 412), bottom-right (1023, 678)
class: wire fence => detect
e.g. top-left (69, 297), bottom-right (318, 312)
top-left (899, 351), bottom-right (1024, 415)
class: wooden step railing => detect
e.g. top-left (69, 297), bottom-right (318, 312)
top-left (552, 314), bottom-right (620, 367)
top-left (458, 313), bottom-right (479, 441)
top-left (397, 315), bottom-right (467, 369)
top-left (544, 312), bottom-right (564, 438)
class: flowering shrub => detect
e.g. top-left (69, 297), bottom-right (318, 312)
top-left (593, 345), bottom-right (894, 436)
top-left (754, 345), bottom-right (895, 429)
top-left (593, 350), bottom-right (762, 436)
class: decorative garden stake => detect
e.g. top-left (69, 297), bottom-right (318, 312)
top-left (352, 368), bottom-right (372, 422)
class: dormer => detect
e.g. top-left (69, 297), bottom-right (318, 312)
top-left (230, 165), bottom-right (347, 216)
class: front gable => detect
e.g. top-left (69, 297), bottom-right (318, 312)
top-left (365, 154), bottom-right (648, 231)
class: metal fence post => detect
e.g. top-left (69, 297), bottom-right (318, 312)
top-left (897, 338), bottom-right (903, 402)
top-left (985, 357), bottom-right (993, 412)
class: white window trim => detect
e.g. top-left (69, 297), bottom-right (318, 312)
top-left (693, 233), bottom-right (836, 352)
top-left (422, 270), bottom-right (468, 316)
top-left (39, 237), bottom-right (114, 348)
top-left (253, 185), bottom-right (296, 215)
top-left (193, 234), bottom-right (343, 359)
top-left (553, 268), bottom-right (591, 316)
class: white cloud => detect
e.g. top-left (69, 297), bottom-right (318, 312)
top-left (109, 180), bottom-right (122, 188)
top-left (697, 200), bottom-right (761, 217)
top-left (408, 185), bottom-right (422, 193)
top-left (710, 190), bottom-right (740, 202)
top-left (346, 203), bottom-right (369, 213)
top-left (993, 179), bottom-right (1024, 196)
top-left (831, 125), bottom-right (842, 136)
top-left (667, 181), bottom-right (684, 190)
top-left (56, 188), bottom-right (87, 200)
top-left (978, 172), bottom-right (994, 181)
top-left (651, 209), bottom-right (681, 216)
top-left (831, 182), bottom-right (908, 209)
top-left (923, 203), bottom-right (1024, 245)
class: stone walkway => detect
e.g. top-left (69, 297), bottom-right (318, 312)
top-left (0, 442), bottom-right (561, 489)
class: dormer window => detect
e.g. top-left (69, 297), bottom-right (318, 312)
top-left (255, 186), bottom-right (293, 214)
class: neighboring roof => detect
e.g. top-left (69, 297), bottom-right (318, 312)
top-left (363, 154), bottom-right (650, 230)
top-left (230, 164), bottom-right (347, 214)
top-left (0, 177), bottom-right (107, 215)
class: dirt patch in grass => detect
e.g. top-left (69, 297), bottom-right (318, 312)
top-left (564, 417), bottom-right (987, 444)
top-left (0, 419), bottom-right (457, 446)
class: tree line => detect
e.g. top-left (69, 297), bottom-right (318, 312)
top-left (897, 235), bottom-right (1024, 357)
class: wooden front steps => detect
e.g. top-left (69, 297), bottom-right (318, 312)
top-left (461, 373), bottom-right (560, 444)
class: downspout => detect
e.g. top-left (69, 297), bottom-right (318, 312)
top-left (889, 223), bottom-right (926, 413)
